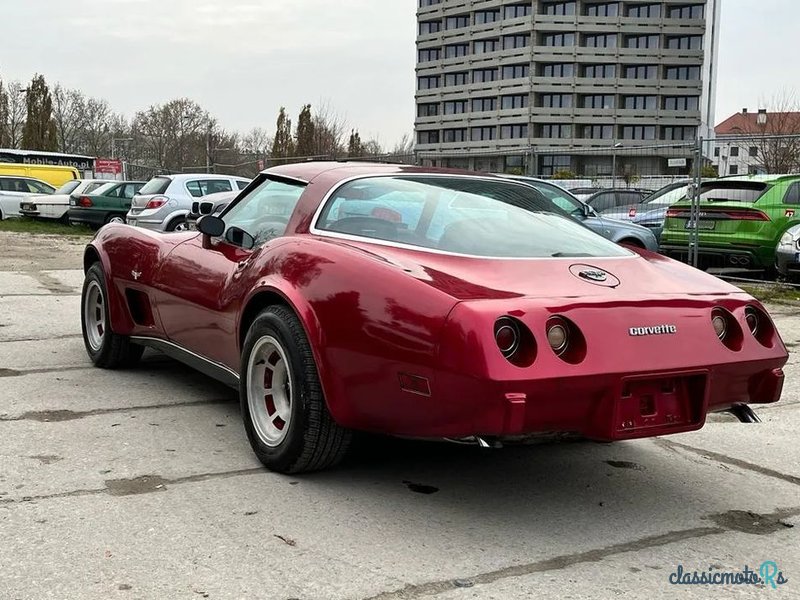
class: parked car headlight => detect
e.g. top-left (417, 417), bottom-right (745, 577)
top-left (779, 225), bottom-right (800, 249)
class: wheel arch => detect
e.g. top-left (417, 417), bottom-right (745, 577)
top-left (618, 237), bottom-right (645, 249)
top-left (237, 283), bottom-right (343, 421)
top-left (82, 242), bottom-right (135, 334)
top-left (165, 210), bottom-right (190, 230)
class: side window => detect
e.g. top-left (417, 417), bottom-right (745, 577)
top-left (0, 179), bottom-right (16, 192)
top-left (105, 185), bottom-right (123, 198)
top-left (187, 179), bottom-right (233, 197)
top-left (618, 191), bottom-right (642, 206)
top-left (783, 183), bottom-right (800, 205)
top-left (236, 180), bottom-right (250, 190)
top-left (590, 192), bottom-right (616, 212)
top-left (222, 179), bottom-right (306, 247)
top-left (119, 185), bottom-right (135, 199)
top-left (186, 180), bottom-right (204, 197)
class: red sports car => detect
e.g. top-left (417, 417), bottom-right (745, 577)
top-left (81, 163), bottom-right (788, 473)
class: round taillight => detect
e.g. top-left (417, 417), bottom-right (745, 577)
top-left (495, 320), bottom-right (519, 357)
top-left (493, 316), bottom-right (536, 367)
top-left (547, 321), bottom-right (569, 356)
top-left (712, 313), bottom-right (727, 340)
top-left (745, 307), bottom-right (760, 336)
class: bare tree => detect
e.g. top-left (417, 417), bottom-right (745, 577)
top-left (0, 77), bottom-right (8, 147)
top-left (737, 89), bottom-right (800, 174)
top-left (52, 85), bottom-right (87, 153)
top-left (241, 127), bottom-right (272, 157)
top-left (390, 133), bottom-right (414, 156)
top-left (5, 80), bottom-right (27, 148)
top-left (312, 99), bottom-right (348, 158)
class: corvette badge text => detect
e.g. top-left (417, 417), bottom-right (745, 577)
top-left (668, 562), bottom-right (789, 589)
top-left (629, 325), bottom-right (678, 337)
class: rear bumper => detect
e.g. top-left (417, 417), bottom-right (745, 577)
top-left (660, 244), bottom-right (770, 270)
top-left (68, 208), bottom-right (106, 227)
top-left (126, 216), bottom-right (165, 231)
top-left (408, 363), bottom-right (785, 440)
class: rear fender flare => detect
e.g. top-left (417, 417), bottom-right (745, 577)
top-left (237, 280), bottom-right (346, 423)
top-left (82, 242), bottom-right (135, 334)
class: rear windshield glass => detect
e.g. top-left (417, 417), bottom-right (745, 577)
top-left (316, 176), bottom-right (630, 258)
top-left (84, 182), bottom-right (106, 194)
top-left (91, 183), bottom-right (117, 196)
top-left (138, 176), bottom-right (172, 195)
top-left (699, 182), bottom-right (768, 203)
top-left (54, 180), bottom-right (80, 195)
top-left (646, 186), bottom-right (689, 206)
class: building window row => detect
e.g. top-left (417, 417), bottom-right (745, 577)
top-left (417, 124), bottom-right (699, 144)
top-left (417, 4), bottom-right (532, 34)
top-left (417, 95), bottom-right (531, 117)
top-left (538, 1), bottom-right (703, 18)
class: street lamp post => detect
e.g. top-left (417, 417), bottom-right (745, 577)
top-left (611, 142), bottom-right (622, 188)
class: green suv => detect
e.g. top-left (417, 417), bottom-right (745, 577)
top-left (659, 175), bottom-right (800, 271)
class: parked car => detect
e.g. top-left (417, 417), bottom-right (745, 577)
top-left (500, 176), bottom-right (658, 251)
top-left (0, 162), bottom-right (80, 187)
top-left (660, 175), bottom-right (800, 271)
top-left (0, 176), bottom-right (55, 219)
top-left (126, 174), bottom-right (250, 232)
top-left (19, 179), bottom-right (108, 223)
top-left (186, 190), bottom-right (238, 230)
top-left (568, 187), bottom-right (606, 201)
top-left (601, 181), bottom-right (692, 242)
top-left (582, 188), bottom-right (652, 213)
top-left (80, 162), bottom-right (787, 474)
top-left (776, 223), bottom-right (800, 280)
top-left (67, 180), bottom-right (147, 229)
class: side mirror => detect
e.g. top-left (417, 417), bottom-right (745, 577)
top-left (582, 203), bottom-right (595, 218)
top-left (198, 215), bottom-right (225, 238)
top-left (199, 201), bottom-right (214, 215)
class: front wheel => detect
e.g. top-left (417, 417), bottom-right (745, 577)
top-left (81, 263), bottom-right (143, 368)
top-left (240, 305), bottom-right (351, 473)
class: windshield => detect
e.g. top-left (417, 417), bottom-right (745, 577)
top-left (138, 176), bottom-right (172, 195)
top-left (698, 181), bottom-right (769, 203)
top-left (526, 181), bottom-right (585, 217)
top-left (222, 178), bottom-right (306, 246)
top-left (316, 176), bottom-right (629, 258)
top-left (645, 185), bottom-right (689, 206)
top-left (54, 180), bottom-right (80, 195)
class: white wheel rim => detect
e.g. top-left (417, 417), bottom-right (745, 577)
top-left (247, 336), bottom-right (293, 447)
top-left (84, 280), bottom-right (106, 352)
top-left (173, 221), bottom-right (187, 231)
top-left (109, 216), bottom-right (124, 224)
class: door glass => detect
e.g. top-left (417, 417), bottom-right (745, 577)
top-left (223, 179), bottom-right (306, 246)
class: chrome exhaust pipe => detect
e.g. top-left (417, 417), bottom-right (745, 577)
top-left (728, 404), bottom-right (762, 423)
top-left (444, 436), bottom-right (500, 448)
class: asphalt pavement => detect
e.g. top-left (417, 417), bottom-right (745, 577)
top-left (1, 260), bottom-right (798, 599)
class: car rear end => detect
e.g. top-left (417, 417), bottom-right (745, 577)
top-left (430, 292), bottom-right (786, 442)
top-left (659, 180), bottom-right (779, 270)
top-left (126, 176), bottom-right (175, 231)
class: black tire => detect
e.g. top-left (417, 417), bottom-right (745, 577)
top-left (240, 305), bottom-right (351, 473)
top-left (59, 212), bottom-right (71, 225)
top-left (81, 263), bottom-right (144, 369)
top-left (105, 213), bottom-right (126, 225)
top-left (619, 238), bottom-right (645, 249)
top-left (166, 216), bottom-right (188, 232)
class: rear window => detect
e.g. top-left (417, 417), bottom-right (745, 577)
top-left (236, 180), bottom-right (250, 190)
top-left (699, 182), bottom-right (768, 203)
top-left (54, 180), bottom-right (81, 195)
top-left (316, 176), bottom-right (630, 258)
top-left (645, 185), bottom-right (688, 205)
top-left (138, 176), bottom-right (172, 196)
top-left (84, 182), bottom-right (106, 194)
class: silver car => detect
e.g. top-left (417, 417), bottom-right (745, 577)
top-left (776, 224), bottom-right (800, 280)
top-left (500, 176), bottom-right (659, 251)
top-left (126, 173), bottom-right (250, 232)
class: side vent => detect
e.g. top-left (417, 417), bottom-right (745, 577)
top-left (125, 288), bottom-right (155, 327)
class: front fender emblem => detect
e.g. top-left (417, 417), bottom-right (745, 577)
top-left (131, 270), bottom-right (142, 281)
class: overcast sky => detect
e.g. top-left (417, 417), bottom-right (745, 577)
top-left (0, 0), bottom-right (796, 144)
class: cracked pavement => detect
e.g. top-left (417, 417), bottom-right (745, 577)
top-left (0, 231), bottom-right (798, 599)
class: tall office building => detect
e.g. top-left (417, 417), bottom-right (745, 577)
top-left (415, 0), bottom-right (720, 176)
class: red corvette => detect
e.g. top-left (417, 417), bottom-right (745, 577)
top-left (81, 163), bottom-right (788, 473)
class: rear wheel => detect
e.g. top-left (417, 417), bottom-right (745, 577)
top-left (105, 214), bottom-right (126, 225)
top-left (81, 263), bottom-right (143, 368)
top-left (240, 305), bottom-right (351, 473)
top-left (167, 216), bottom-right (188, 232)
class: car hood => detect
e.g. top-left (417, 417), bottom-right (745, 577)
top-left (330, 239), bottom-right (742, 302)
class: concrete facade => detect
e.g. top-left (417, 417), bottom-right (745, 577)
top-left (415, 0), bottom-right (720, 176)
